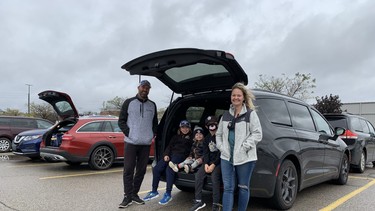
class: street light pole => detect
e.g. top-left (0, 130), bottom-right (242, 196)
top-left (25, 84), bottom-right (32, 115)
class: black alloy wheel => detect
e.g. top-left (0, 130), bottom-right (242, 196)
top-left (335, 153), bottom-right (349, 185)
top-left (89, 146), bottom-right (114, 170)
top-left (271, 159), bottom-right (298, 210)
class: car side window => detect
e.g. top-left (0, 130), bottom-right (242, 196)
top-left (256, 98), bottom-right (292, 126)
top-left (287, 102), bottom-right (315, 131)
top-left (78, 122), bottom-right (102, 132)
top-left (311, 110), bottom-right (333, 135)
top-left (351, 117), bottom-right (363, 132)
top-left (359, 119), bottom-right (370, 133)
top-left (103, 121), bottom-right (113, 132)
top-left (12, 119), bottom-right (36, 128)
top-left (366, 121), bottom-right (375, 135)
top-left (0, 118), bottom-right (10, 126)
top-left (36, 120), bottom-right (53, 129)
top-left (110, 121), bottom-right (122, 132)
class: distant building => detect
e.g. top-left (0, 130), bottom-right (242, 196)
top-left (342, 102), bottom-right (375, 126)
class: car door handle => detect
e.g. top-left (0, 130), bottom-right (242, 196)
top-left (108, 136), bottom-right (116, 138)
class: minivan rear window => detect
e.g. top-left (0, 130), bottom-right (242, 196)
top-left (166, 63), bottom-right (229, 83)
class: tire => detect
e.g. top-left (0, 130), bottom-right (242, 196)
top-left (354, 150), bottom-right (366, 173)
top-left (0, 138), bottom-right (11, 152)
top-left (88, 146), bottom-right (114, 170)
top-left (271, 159), bottom-right (298, 210)
top-left (334, 153), bottom-right (349, 185)
top-left (65, 161), bottom-right (82, 166)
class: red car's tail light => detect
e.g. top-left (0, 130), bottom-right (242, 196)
top-left (340, 129), bottom-right (358, 139)
top-left (62, 134), bottom-right (74, 141)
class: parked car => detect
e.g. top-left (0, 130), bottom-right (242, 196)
top-left (0, 116), bottom-right (53, 152)
top-left (324, 113), bottom-right (375, 173)
top-left (12, 128), bottom-right (50, 159)
top-left (38, 90), bottom-right (155, 170)
top-left (122, 48), bottom-right (350, 210)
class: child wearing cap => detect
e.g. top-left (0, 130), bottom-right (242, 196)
top-left (143, 120), bottom-right (193, 205)
top-left (169, 125), bottom-right (205, 174)
top-left (190, 116), bottom-right (222, 211)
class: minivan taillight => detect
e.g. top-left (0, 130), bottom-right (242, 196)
top-left (340, 129), bottom-right (358, 139)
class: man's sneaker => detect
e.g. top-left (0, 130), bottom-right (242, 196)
top-left (212, 203), bottom-right (222, 211)
top-left (159, 192), bottom-right (172, 205)
top-left (143, 191), bottom-right (159, 201)
top-left (169, 161), bottom-right (179, 172)
top-left (184, 164), bottom-right (192, 173)
top-left (119, 196), bottom-right (132, 208)
top-left (132, 195), bottom-right (145, 205)
top-left (190, 200), bottom-right (206, 211)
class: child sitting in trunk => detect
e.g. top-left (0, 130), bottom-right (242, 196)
top-left (169, 126), bottom-right (205, 173)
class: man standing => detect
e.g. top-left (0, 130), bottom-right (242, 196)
top-left (118, 80), bottom-right (158, 208)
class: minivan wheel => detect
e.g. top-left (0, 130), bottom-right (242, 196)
top-left (334, 153), bottom-right (349, 185)
top-left (0, 138), bottom-right (11, 152)
top-left (271, 159), bottom-right (298, 210)
top-left (355, 150), bottom-right (366, 173)
top-left (88, 146), bottom-right (114, 170)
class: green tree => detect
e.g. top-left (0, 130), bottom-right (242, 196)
top-left (254, 72), bottom-right (316, 100)
top-left (313, 94), bottom-right (342, 114)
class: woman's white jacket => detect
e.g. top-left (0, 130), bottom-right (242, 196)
top-left (216, 104), bottom-right (262, 166)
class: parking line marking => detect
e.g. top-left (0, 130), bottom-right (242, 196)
top-left (39, 166), bottom-right (151, 180)
top-left (39, 169), bottom-right (123, 180)
top-left (320, 178), bottom-right (375, 211)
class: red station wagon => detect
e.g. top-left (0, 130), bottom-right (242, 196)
top-left (39, 90), bottom-right (154, 170)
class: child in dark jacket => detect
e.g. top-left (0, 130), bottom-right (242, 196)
top-left (190, 116), bottom-right (222, 211)
top-left (169, 126), bottom-right (205, 174)
top-left (143, 120), bottom-right (193, 205)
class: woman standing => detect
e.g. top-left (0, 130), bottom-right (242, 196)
top-left (216, 82), bottom-right (263, 211)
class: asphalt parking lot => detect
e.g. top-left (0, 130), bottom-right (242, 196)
top-left (1, 152), bottom-right (375, 211)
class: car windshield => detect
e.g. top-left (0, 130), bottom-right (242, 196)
top-left (326, 117), bottom-right (348, 128)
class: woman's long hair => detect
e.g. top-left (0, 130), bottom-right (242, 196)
top-left (232, 82), bottom-right (256, 110)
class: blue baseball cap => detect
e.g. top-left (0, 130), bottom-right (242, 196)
top-left (179, 120), bottom-right (191, 128)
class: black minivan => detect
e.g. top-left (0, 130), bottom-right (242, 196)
top-left (324, 113), bottom-right (375, 173)
top-left (122, 48), bottom-right (350, 210)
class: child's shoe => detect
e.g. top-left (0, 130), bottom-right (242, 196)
top-left (184, 164), bottom-right (192, 173)
top-left (159, 192), bottom-right (172, 205)
top-left (169, 161), bottom-right (179, 172)
top-left (143, 191), bottom-right (159, 201)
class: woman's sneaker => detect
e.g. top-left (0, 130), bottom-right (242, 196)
top-left (159, 192), bottom-right (172, 205)
top-left (169, 161), bottom-right (179, 172)
top-left (143, 191), bottom-right (159, 201)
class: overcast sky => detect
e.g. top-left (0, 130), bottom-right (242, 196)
top-left (1, 0), bottom-right (374, 113)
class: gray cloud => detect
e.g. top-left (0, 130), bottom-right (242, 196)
top-left (1, 0), bottom-right (374, 113)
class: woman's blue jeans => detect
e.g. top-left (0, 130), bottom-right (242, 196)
top-left (221, 159), bottom-right (256, 211)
